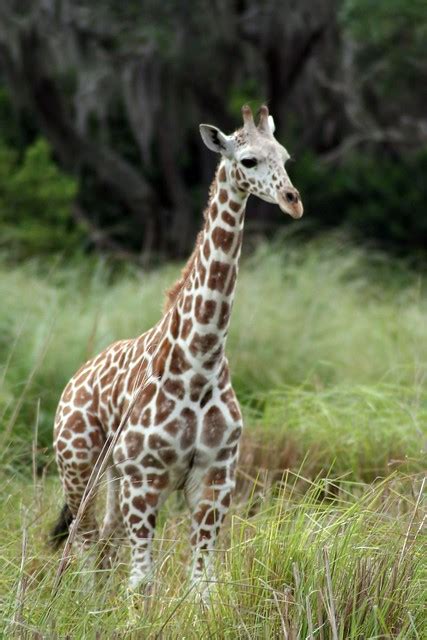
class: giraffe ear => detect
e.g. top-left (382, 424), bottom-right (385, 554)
top-left (199, 125), bottom-right (235, 158)
top-left (268, 115), bottom-right (276, 135)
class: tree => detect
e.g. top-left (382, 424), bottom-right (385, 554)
top-left (0, 0), bottom-right (425, 259)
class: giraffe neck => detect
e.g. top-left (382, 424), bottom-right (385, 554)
top-left (172, 159), bottom-right (247, 374)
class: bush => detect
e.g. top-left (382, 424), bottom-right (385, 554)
top-left (292, 149), bottom-right (427, 257)
top-left (0, 138), bottom-right (83, 258)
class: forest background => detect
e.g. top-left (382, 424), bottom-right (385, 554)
top-left (0, 0), bottom-right (425, 263)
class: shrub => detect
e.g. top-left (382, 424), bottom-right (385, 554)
top-left (292, 149), bottom-right (427, 257)
top-left (0, 138), bottom-right (83, 257)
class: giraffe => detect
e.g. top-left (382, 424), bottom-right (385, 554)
top-left (51, 104), bottom-right (303, 597)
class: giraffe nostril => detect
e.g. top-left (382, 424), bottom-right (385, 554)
top-left (285, 191), bottom-right (297, 203)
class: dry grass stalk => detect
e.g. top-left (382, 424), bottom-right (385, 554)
top-left (323, 547), bottom-right (338, 640)
top-left (398, 476), bottom-right (425, 569)
top-left (11, 512), bottom-right (29, 636)
top-left (306, 594), bottom-right (314, 639)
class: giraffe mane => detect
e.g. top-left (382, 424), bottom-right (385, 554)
top-left (162, 230), bottom-right (203, 313)
top-left (163, 165), bottom-right (221, 313)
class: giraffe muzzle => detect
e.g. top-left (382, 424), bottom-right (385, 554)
top-left (277, 188), bottom-right (304, 219)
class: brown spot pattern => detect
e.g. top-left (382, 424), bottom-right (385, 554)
top-left (180, 408), bottom-right (197, 449)
top-left (141, 408), bottom-right (151, 427)
top-left (195, 297), bottom-right (216, 324)
top-left (183, 295), bottom-right (193, 313)
top-left (155, 389), bottom-right (175, 423)
top-left (153, 338), bottom-right (172, 377)
top-left (190, 373), bottom-right (208, 401)
top-left (206, 467), bottom-right (227, 485)
top-left (147, 472), bottom-right (169, 490)
top-left (203, 346), bottom-right (223, 370)
top-left (74, 386), bottom-right (92, 407)
top-left (148, 434), bottom-right (169, 449)
top-left (133, 496), bottom-right (147, 512)
top-left (164, 419), bottom-right (180, 436)
top-left (221, 389), bottom-right (242, 422)
top-left (141, 454), bottom-right (164, 469)
top-left (203, 241), bottom-right (211, 260)
top-left (219, 189), bottom-right (228, 204)
top-left (210, 202), bottom-right (218, 220)
top-left (159, 448), bottom-right (178, 465)
top-left (198, 262), bottom-right (206, 284)
top-left (189, 332), bottom-right (218, 356)
top-left (125, 431), bottom-right (144, 459)
top-left (226, 266), bottom-right (237, 295)
top-left (226, 427), bottom-right (242, 444)
top-left (218, 301), bottom-right (230, 330)
top-left (222, 211), bottom-right (236, 226)
top-left (164, 378), bottom-right (185, 400)
top-left (202, 406), bottom-right (227, 447)
top-left (222, 493), bottom-right (231, 508)
top-left (180, 317), bottom-right (193, 340)
top-left (212, 227), bottom-right (234, 253)
top-left (124, 464), bottom-right (143, 482)
top-left (170, 344), bottom-right (191, 374)
top-left (170, 308), bottom-right (181, 339)
top-left (133, 383), bottom-right (157, 413)
top-left (216, 446), bottom-right (235, 461)
top-left (207, 261), bottom-right (230, 292)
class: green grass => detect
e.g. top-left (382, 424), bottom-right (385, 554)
top-left (0, 236), bottom-right (425, 477)
top-left (1, 473), bottom-right (425, 638)
top-left (0, 236), bottom-right (426, 637)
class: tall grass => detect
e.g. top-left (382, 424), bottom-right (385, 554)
top-left (0, 473), bottom-right (424, 638)
top-left (0, 236), bottom-right (426, 637)
top-left (0, 237), bottom-right (425, 477)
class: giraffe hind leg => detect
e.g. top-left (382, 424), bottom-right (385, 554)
top-left (54, 410), bottom-right (106, 554)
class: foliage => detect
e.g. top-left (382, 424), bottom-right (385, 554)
top-left (293, 149), bottom-right (427, 255)
top-left (0, 0), bottom-right (425, 259)
top-left (342, 0), bottom-right (427, 98)
top-left (0, 138), bottom-right (82, 257)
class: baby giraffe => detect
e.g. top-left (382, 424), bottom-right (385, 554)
top-left (52, 104), bottom-right (303, 597)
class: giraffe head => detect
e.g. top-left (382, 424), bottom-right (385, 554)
top-left (200, 104), bottom-right (303, 219)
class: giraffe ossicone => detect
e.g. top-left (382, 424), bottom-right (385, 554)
top-left (52, 104), bottom-right (303, 597)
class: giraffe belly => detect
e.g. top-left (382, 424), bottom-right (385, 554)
top-left (112, 382), bottom-right (242, 492)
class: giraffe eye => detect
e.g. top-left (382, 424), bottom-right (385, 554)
top-left (241, 158), bottom-right (257, 168)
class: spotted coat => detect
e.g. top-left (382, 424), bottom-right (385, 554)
top-left (53, 104), bottom-right (303, 594)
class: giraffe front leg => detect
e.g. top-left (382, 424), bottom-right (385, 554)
top-left (119, 469), bottom-right (170, 592)
top-left (185, 461), bottom-right (236, 601)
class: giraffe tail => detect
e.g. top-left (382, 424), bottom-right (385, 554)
top-left (49, 503), bottom-right (74, 549)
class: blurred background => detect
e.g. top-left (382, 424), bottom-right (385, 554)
top-left (0, 1), bottom-right (426, 475)
top-left (0, 0), bottom-right (426, 263)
